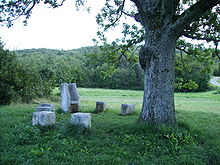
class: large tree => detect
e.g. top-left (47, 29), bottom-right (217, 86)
top-left (1, 0), bottom-right (219, 125)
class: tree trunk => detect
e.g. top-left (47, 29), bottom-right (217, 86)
top-left (138, 32), bottom-right (176, 125)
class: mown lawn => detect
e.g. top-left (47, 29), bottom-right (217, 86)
top-left (0, 88), bottom-right (220, 164)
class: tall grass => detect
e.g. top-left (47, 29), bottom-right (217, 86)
top-left (0, 88), bottom-right (220, 164)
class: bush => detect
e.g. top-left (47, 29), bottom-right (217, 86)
top-left (0, 45), bottom-right (18, 104)
top-left (0, 44), bottom-right (58, 104)
top-left (175, 47), bottom-right (214, 92)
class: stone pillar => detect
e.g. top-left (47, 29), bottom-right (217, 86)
top-left (68, 83), bottom-right (80, 113)
top-left (95, 101), bottom-right (107, 113)
top-left (61, 83), bottom-right (70, 113)
top-left (121, 104), bottom-right (135, 115)
top-left (32, 111), bottom-right (56, 126)
top-left (70, 113), bottom-right (91, 129)
top-left (61, 83), bottom-right (80, 113)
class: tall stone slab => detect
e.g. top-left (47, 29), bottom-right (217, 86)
top-left (69, 83), bottom-right (80, 103)
top-left (61, 83), bottom-right (80, 113)
top-left (61, 83), bottom-right (70, 112)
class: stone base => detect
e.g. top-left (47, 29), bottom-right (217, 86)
top-left (70, 113), bottom-right (91, 129)
top-left (69, 101), bottom-right (80, 113)
top-left (32, 111), bottom-right (56, 126)
top-left (95, 101), bottom-right (107, 113)
top-left (121, 104), bottom-right (135, 115)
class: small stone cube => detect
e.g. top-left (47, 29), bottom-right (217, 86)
top-left (32, 111), bottom-right (56, 126)
top-left (70, 113), bottom-right (91, 129)
top-left (95, 101), bottom-right (107, 113)
top-left (121, 104), bottom-right (135, 115)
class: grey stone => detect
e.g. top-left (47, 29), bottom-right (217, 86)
top-left (121, 104), bottom-right (135, 115)
top-left (70, 113), bottom-right (91, 129)
top-left (95, 101), bottom-right (107, 113)
top-left (35, 103), bottom-right (55, 112)
top-left (61, 83), bottom-right (71, 113)
top-left (32, 111), bottom-right (56, 126)
top-left (61, 83), bottom-right (80, 113)
top-left (69, 83), bottom-right (80, 102)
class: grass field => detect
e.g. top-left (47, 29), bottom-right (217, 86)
top-left (0, 88), bottom-right (220, 164)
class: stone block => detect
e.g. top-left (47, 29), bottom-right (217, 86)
top-left (121, 104), bottom-right (135, 115)
top-left (70, 113), bottom-right (91, 129)
top-left (35, 103), bottom-right (55, 112)
top-left (32, 111), bottom-right (56, 126)
top-left (95, 101), bottom-right (107, 113)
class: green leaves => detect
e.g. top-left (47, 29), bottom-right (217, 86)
top-left (175, 43), bottom-right (214, 92)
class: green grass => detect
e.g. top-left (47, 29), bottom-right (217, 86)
top-left (0, 88), bottom-right (220, 164)
top-left (217, 77), bottom-right (220, 83)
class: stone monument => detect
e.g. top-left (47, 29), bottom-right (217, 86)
top-left (32, 111), bottom-right (56, 126)
top-left (95, 101), bottom-right (107, 113)
top-left (61, 83), bottom-right (80, 113)
top-left (121, 104), bottom-right (135, 115)
top-left (70, 113), bottom-right (91, 129)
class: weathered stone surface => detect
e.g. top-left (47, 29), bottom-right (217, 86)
top-left (61, 83), bottom-right (80, 113)
top-left (61, 83), bottom-right (71, 113)
top-left (121, 104), bottom-right (135, 115)
top-left (32, 111), bottom-right (56, 126)
top-left (95, 101), bottom-right (107, 113)
top-left (70, 113), bottom-right (91, 129)
top-left (69, 83), bottom-right (80, 102)
top-left (35, 103), bottom-right (55, 112)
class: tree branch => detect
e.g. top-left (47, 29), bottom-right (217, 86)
top-left (176, 46), bottom-right (189, 55)
top-left (172, 0), bottom-right (220, 36)
top-left (122, 11), bottom-right (135, 18)
top-left (105, 0), bottom-right (126, 29)
top-left (183, 33), bottom-right (220, 43)
top-left (161, 0), bottom-right (180, 24)
top-left (214, 42), bottom-right (220, 59)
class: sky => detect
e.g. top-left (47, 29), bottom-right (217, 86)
top-left (0, 1), bottom-right (113, 50)
top-left (0, 1), bottom-right (214, 50)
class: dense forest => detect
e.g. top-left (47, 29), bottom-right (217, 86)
top-left (0, 43), bottom-right (219, 104)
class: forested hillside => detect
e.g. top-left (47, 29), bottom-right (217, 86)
top-left (15, 47), bottom-right (145, 90)
top-left (0, 44), bottom-right (217, 104)
top-left (15, 45), bottom-right (215, 92)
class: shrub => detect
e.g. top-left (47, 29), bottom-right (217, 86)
top-left (175, 47), bottom-right (214, 92)
top-left (0, 44), bottom-right (57, 104)
top-left (0, 44), bottom-right (18, 104)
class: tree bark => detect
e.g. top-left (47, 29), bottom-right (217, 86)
top-left (133, 0), bottom-right (219, 125)
top-left (138, 30), bottom-right (176, 125)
